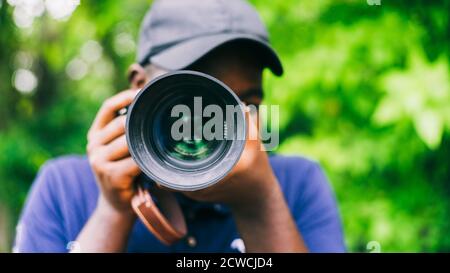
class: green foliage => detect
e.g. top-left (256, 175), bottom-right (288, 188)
top-left (0, 0), bottom-right (449, 252)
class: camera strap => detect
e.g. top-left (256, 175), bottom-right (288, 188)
top-left (131, 183), bottom-right (187, 245)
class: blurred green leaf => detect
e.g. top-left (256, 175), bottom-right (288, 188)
top-left (414, 110), bottom-right (444, 149)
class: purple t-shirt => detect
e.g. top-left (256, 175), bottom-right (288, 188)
top-left (14, 154), bottom-right (345, 252)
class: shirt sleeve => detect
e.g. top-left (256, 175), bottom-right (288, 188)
top-left (292, 161), bottom-right (346, 252)
top-left (13, 161), bottom-right (68, 253)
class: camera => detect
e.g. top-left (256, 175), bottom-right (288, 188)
top-left (126, 70), bottom-right (246, 191)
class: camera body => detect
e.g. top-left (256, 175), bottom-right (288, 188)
top-left (126, 70), bottom-right (246, 191)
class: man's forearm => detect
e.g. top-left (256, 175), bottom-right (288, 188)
top-left (74, 196), bottom-right (136, 253)
top-left (230, 175), bottom-right (308, 253)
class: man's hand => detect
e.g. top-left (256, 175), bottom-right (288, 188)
top-left (86, 90), bottom-right (141, 214)
top-left (183, 109), bottom-right (275, 206)
top-left (75, 90), bottom-right (141, 252)
top-left (183, 110), bottom-right (308, 252)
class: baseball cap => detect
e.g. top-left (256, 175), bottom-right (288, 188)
top-left (136, 0), bottom-right (283, 76)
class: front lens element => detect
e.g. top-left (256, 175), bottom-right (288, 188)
top-left (163, 114), bottom-right (220, 161)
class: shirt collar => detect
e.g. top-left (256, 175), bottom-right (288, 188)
top-left (175, 193), bottom-right (231, 217)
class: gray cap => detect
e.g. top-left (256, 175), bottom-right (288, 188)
top-left (137, 0), bottom-right (283, 76)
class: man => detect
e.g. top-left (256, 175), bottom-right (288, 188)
top-left (15, 0), bottom-right (345, 253)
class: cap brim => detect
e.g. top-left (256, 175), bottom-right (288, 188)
top-left (148, 33), bottom-right (283, 76)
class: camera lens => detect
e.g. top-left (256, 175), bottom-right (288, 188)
top-left (150, 92), bottom-right (225, 169)
top-left (161, 115), bottom-right (219, 161)
top-left (126, 71), bottom-right (246, 191)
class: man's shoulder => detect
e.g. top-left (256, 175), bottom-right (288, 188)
top-left (269, 154), bottom-right (345, 252)
top-left (269, 154), bottom-right (331, 205)
top-left (42, 154), bottom-right (92, 178)
top-left (269, 154), bottom-right (323, 181)
top-left (36, 154), bottom-right (97, 197)
top-left (17, 155), bottom-right (98, 252)
top-left (44, 154), bottom-right (90, 170)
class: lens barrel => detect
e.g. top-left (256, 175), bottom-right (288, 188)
top-left (126, 70), bottom-right (246, 191)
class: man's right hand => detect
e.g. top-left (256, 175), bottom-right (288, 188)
top-left (74, 90), bottom-right (142, 252)
top-left (86, 90), bottom-right (141, 215)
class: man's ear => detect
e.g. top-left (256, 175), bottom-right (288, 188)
top-left (128, 63), bottom-right (148, 89)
